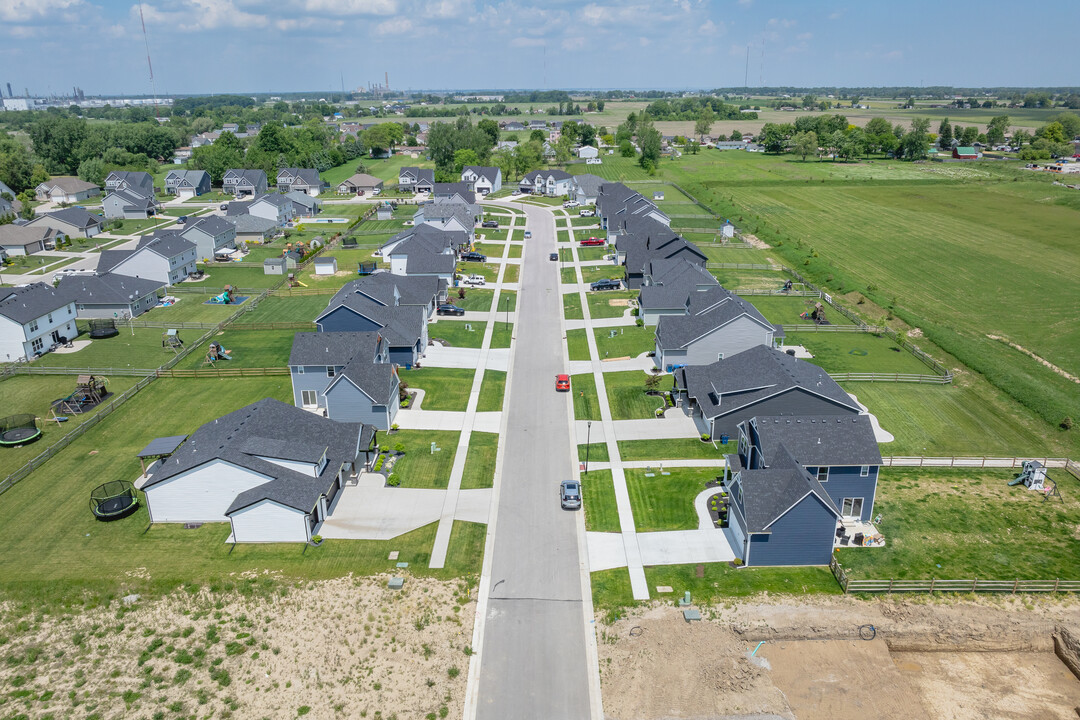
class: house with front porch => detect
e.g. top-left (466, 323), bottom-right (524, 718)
top-left (398, 167), bottom-right (435, 193)
top-left (460, 166), bottom-right (502, 195)
top-left (519, 169), bottom-right (574, 197)
top-left (0, 225), bottom-right (60, 256)
top-left (222, 169), bottom-right (268, 197)
top-left (164, 169), bottom-right (211, 197)
top-left (277, 168), bottom-right (327, 196)
top-left (570, 174), bottom-right (604, 206)
top-left (0, 283), bottom-right (79, 361)
top-left (337, 173), bottom-right (383, 195)
top-left (104, 171), bottom-right (154, 196)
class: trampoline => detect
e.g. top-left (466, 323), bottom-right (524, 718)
top-left (0, 415), bottom-right (42, 447)
top-left (88, 318), bottom-right (119, 339)
top-left (89, 480), bottom-right (139, 520)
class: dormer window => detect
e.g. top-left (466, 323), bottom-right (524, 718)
top-left (327, 366), bottom-right (336, 378)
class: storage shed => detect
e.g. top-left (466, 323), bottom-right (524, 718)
top-left (263, 257), bottom-right (286, 275)
top-left (314, 257), bottom-right (338, 275)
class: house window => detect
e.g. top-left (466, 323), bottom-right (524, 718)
top-left (327, 366), bottom-right (336, 378)
top-left (31, 337), bottom-right (43, 353)
top-left (817, 467), bottom-right (829, 483)
top-left (28, 319), bottom-right (38, 332)
top-left (297, 366), bottom-right (305, 375)
top-left (717, 353), bottom-right (724, 361)
top-left (301, 390), bottom-right (317, 407)
top-left (47, 313), bottom-right (53, 323)
top-left (841, 497), bottom-right (864, 519)
top-left (860, 465), bottom-right (870, 477)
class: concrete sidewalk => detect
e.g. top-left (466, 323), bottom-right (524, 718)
top-left (394, 409), bottom-right (502, 433)
top-left (422, 345), bottom-right (511, 372)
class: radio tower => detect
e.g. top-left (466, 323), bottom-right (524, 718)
top-left (138, 4), bottom-right (159, 118)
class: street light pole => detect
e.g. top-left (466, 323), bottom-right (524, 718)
top-left (585, 420), bottom-right (592, 475)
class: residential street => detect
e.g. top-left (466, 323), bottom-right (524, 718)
top-left (471, 202), bottom-right (597, 719)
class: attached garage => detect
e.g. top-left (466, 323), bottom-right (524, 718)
top-left (142, 459), bottom-right (270, 524)
top-left (229, 499), bottom-right (312, 543)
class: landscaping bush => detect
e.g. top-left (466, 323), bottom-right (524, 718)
top-left (387, 474), bottom-right (400, 487)
top-left (700, 433), bottom-right (711, 442)
top-left (394, 442), bottom-right (405, 454)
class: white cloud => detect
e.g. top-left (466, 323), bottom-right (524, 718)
top-left (0, 0), bottom-right (84, 22)
top-left (768, 17), bottom-right (796, 28)
top-left (699, 19), bottom-right (724, 36)
top-left (797, 32), bottom-right (812, 40)
top-left (562, 36), bottom-right (586, 51)
top-left (510, 36), bottom-right (546, 47)
top-left (639, 36), bottom-right (651, 46)
top-left (427, 0), bottom-right (471, 19)
top-left (828, 10), bottom-right (843, 19)
top-left (302, 0), bottom-right (396, 15)
top-left (138, 0), bottom-right (269, 31)
top-left (375, 16), bottom-right (413, 34)
top-left (738, 0), bottom-right (753, 5)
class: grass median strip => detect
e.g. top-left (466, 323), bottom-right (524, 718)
top-left (582, 469), bottom-right (620, 532)
top-left (461, 432), bottom-right (499, 490)
top-left (572, 373), bottom-right (600, 421)
top-left (566, 328), bottom-right (590, 360)
top-left (563, 293), bottom-right (584, 320)
top-left (476, 370), bottom-right (506, 413)
top-left (617, 438), bottom-right (731, 461)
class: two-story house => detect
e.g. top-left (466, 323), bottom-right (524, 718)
top-left (398, 167), bottom-right (435, 193)
top-left (285, 191), bottom-right (322, 218)
top-left (104, 171), bottom-right (154, 196)
top-left (57, 272), bottom-right (164, 319)
top-left (180, 215), bottom-right (238, 261)
top-left (97, 232), bottom-right (198, 286)
top-left (654, 298), bottom-right (781, 372)
top-left (102, 187), bottom-right (161, 220)
top-left (431, 183), bottom-right (476, 204)
top-left (288, 331), bottom-right (400, 429)
top-left (460, 166), bottom-right (502, 195)
top-left (222, 169), bottom-right (268, 197)
top-left (247, 194), bottom-right (295, 224)
top-left (0, 283), bottom-right (79, 361)
top-left (276, 168), bottom-right (327, 196)
top-left (570, 173), bottom-right (604, 206)
top-left (164, 169), bottom-right (211, 197)
top-left (386, 235), bottom-right (456, 283)
top-left (519, 169), bottom-right (574, 197)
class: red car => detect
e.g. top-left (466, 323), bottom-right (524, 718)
top-left (579, 237), bottom-right (605, 246)
top-left (555, 374), bottom-right (571, 391)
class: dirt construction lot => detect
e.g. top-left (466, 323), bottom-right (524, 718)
top-left (597, 595), bottom-right (1080, 720)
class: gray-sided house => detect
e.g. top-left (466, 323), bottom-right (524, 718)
top-left (289, 331), bottom-right (400, 429)
top-left (721, 414), bottom-right (882, 566)
top-left (398, 167), bottom-right (435, 193)
top-left (431, 182), bottom-right (476, 204)
top-left (0, 225), bottom-right (61, 256)
top-left (276, 168), bottom-right (326, 196)
top-left (637, 258), bottom-right (722, 325)
top-left (337, 173), bottom-right (383, 195)
top-left (615, 223), bottom-right (707, 290)
top-left (460, 166), bottom-right (502, 195)
top-left (0, 282), bottom-right (79, 361)
top-left (380, 224), bottom-right (469, 258)
top-left (570, 173), bottom-right (604, 206)
top-left (225, 214), bottom-right (278, 245)
top-left (104, 171), bottom-right (154, 196)
top-left (655, 297), bottom-right (780, 371)
top-left (164, 169), bottom-right (211, 197)
top-left (180, 215), bottom-right (237, 261)
top-left (519, 169), bottom-right (574, 197)
top-left (102, 187), bottom-right (161, 220)
top-left (247, 193), bottom-right (295, 224)
top-left (138, 398), bottom-right (377, 543)
top-left (386, 234), bottom-right (456, 283)
top-left (412, 198), bottom-right (479, 234)
top-left (58, 272), bottom-right (164, 319)
top-left (285, 191), bottom-right (322, 218)
top-left (97, 232), bottom-right (198, 286)
top-left (34, 177), bottom-right (100, 203)
top-left (674, 345), bottom-right (862, 439)
top-left (222, 168), bottom-right (268, 197)
top-left (26, 208), bottom-right (104, 239)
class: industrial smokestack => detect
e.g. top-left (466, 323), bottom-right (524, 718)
top-left (385, 71), bottom-right (389, 91)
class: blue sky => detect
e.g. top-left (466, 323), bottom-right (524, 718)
top-left (1, 0), bottom-right (1078, 96)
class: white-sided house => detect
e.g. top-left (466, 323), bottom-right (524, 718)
top-left (164, 169), bottom-right (211, 197)
top-left (519, 169), bottom-right (574, 196)
top-left (26, 208), bottom-right (103, 239)
top-left (460, 166), bottom-right (502, 195)
top-left (654, 297), bottom-right (782, 372)
top-left (98, 232), bottom-right (197, 286)
top-left (138, 398), bottom-right (376, 543)
top-left (247, 194), bottom-right (295, 225)
top-left (58, 272), bottom-right (164, 319)
top-left (0, 283), bottom-right (79, 361)
top-left (34, 177), bottom-right (100, 203)
top-left (577, 145), bottom-right (599, 159)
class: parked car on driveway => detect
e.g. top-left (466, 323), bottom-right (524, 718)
top-left (219, 204), bottom-right (229, 211)
top-left (563, 200), bottom-right (580, 208)
top-left (560, 480), bottom-right (581, 510)
top-left (461, 251), bottom-right (487, 262)
top-left (579, 209), bottom-right (595, 217)
top-left (579, 237), bottom-right (604, 246)
top-left (555, 374), bottom-right (570, 391)
top-left (481, 220), bottom-right (499, 228)
top-left (590, 279), bottom-right (621, 291)
top-left (462, 274), bottom-right (486, 286)
top-left (437, 304), bottom-right (465, 316)
top-left (176, 216), bottom-right (188, 224)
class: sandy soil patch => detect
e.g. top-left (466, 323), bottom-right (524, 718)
top-left (608, 299), bottom-right (631, 307)
top-left (598, 594), bottom-right (1080, 720)
top-left (0, 575), bottom-right (475, 720)
top-left (987, 334), bottom-right (1080, 384)
top-left (739, 233), bottom-right (771, 250)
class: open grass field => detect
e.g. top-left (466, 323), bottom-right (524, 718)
top-left (626, 467), bottom-right (719, 532)
top-left (694, 245), bottom-right (773, 265)
top-left (461, 431), bottom-right (498, 490)
top-left (603, 370), bottom-right (668, 421)
top-left (836, 468), bottom-right (1080, 582)
top-left (430, 320), bottom-right (487, 348)
top-left (29, 327), bottom-right (182, 371)
top-left (476, 370), bottom-right (506, 413)
top-left (666, 151), bottom-right (1080, 445)
top-left (384, 429), bottom-right (460, 489)
top-left (195, 266), bottom-right (282, 289)
top-left (232, 294), bottom-right (329, 324)
top-left (594, 325), bottom-right (654, 360)
top-left (785, 331), bottom-right (936, 376)
top-left (176, 329), bottom-right (295, 370)
top-left (566, 328), bottom-right (590, 361)
top-left (398, 368), bottom-right (474, 412)
top-left (571, 373), bottom-right (600, 421)
top-left (581, 469), bottom-right (619, 532)
top-left (586, 290), bottom-right (634, 319)
top-left (320, 154), bottom-right (432, 188)
top-left (140, 295), bottom-right (246, 324)
top-left (565, 155), bottom-right (654, 181)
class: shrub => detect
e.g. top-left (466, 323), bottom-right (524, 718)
top-left (1062, 416), bottom-right (1074, 430)
top-left (733, 558), bottom-right (743, 566)
top-left (394, 442), bottom-right (405, 454)
top-left (391, 423), bottom-right (399, 431)
top-left (654, 408), bottom-right (664, 417)
top-left (387, 475), bottom-right (400, 487)
top-left (635, 318), bottom-right (644, 327)
top-left (310, 534), bottom-right (323, 545)
top-left (700, 433), bottom-right (711, 442)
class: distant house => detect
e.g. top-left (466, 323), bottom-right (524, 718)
top-left (460, 166), bottom-right (502, 195)
top-left (34, 177), bottom-right (100, 203)
top-left (675, 345), bottom-right (861, 439)
top-left (102, 187), bottom-right (161, 220)
top-left (654, 298), bottom-right (781, 372)
top-left (0, 225), bottom-right (60, 256)
top-left (289, 331), bottom-right (400, 429)
top-left (953, 146), bottom-right (979, 160)
top-left (57, 272), bottom-right (164, 319)
top-left (225, 214), bottom-right (279, 245)
top-left (337, 173), bottom-right (383, 195)
top-left (247, 194), bottom-right (295, 224)
top-left (503, 122), bottom-right (526, 132)
top-left (138, 398), bottom-right (376, 543)
top-left (285, 191), bottom-right (322, 218)
top-left (398, 167), bottom-right (435, 193)
top-left (104, 171), bottom-right (154, 197)
top-left (276, 168), bottom-right (327, 196)
top-left (380, 224), bottom-right (469, 258)
top-left (26, 208), bottom-right (103, 238)
top-left (431, 182), bottom-right (476, 204)
top-left (97, 232), bottom-right (197, 286)
top-left (222, 169), bottom-right (268, 197)
top-left (180, 215), bottom-right (237, 261)
top-left (528, 120), bottom-right (547, 131)
top-left (577, 145), bottom-right (599, 159)
top-left (570, 174), bottom-right (604, 206)
top-left (722, 414), bottom-right (882, 566)
top-left (164, 169), bottom-right (211, 197)
top-left (519, 169), bottom-right (574, 197)
top-left (0, 283), bottom-right (79, 361)
top-left (412, 198), bottom-right (479, 233)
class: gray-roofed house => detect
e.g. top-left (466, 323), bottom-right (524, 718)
top-left (34, 177), bottom-right (100, 203)
top-left (247, 193), bottom-right (295, 224)
top-left (285, 191), bottom-right (322, 218)
top-left (519, 169), bottom-right (574, 196)
top-left (398, 167), bottom-right (435, 193)
top-left (674, 345), bottom-right (862, 439)
top-left (180, 215), bottom-right (237, 261)
top-left (570, 173), bottom-right (604, 206)
top-left (380, 224), bottom-right (469, 257)
top-left (164, 169), bottom-right (211, 197)
top-left (98, 231), bottom-right (197, 285)
top-left (654, 296), bottom-right (781, 371)
top-left (276, 168), bottom-right (327, 196)
top-left (614, 223), bottom-right (706, 289)
top-left (387, 234), bottom-right (456, 283)
top-left (26, 208), bottom-right (104, 238)
top-left (138, 398), bottom-right (376, 543)
top-left (57, 272), bottom-right (164, 319)
top-left (0, 283), bottom-right (78, 361)
top-left (225, 214), bottom-right (279, 244)
top-left (222, 168), bottom-right (268, 197)
top-left (0, 224), bottom-right (61, 256)
top-left (104, 171), bottom-right (154, 197)
top-left (101, 187), bottom-right (161, 220)
top-left (637, 258), bottom-right (721, 325)
top-left (431, 182), bottom-right (476, 204)
top-left (412, 198), bottom-right (479, 233)
top-left (337, 173), bottom-right (383, 195)
top-left (460, 166), bottom-right (502, 195)
top-left (289, 331), bottom-right (400, 429)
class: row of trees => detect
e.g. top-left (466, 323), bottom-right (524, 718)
top-left (642, 97), bottom-right (753, 121)
top-left (760, 117), bottom-right (934, 160)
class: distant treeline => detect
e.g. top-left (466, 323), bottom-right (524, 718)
top-left (710, 86), bottom-right (1080, 100)
top-left (641, 97), bottom-right (754, 121)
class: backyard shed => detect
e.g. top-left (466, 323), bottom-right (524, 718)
top-left (264, 257), bottom-right (286, 275)
top-left (314, 257), bottom-right (338, 275)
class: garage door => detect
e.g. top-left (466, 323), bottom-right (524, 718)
top-left (324, 476), bottom-right (340, 508)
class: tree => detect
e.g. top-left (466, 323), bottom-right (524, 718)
top-left (1012, 129), bottom-right (1032, 149)
top-left (453, 148), bottom-right (480, 174)
top-left (636, 114), bottom-right (662, 171)
top-left (864, 117), bottom-right (892, 137)
top-left (512, 140), bottom-right (543, 177)
top-left (937, 118), bottom-right (952, 148)
top-left (0, 139), bottom-right (34, 193)
top-left (77, 157), bottom-right (107, 186)
top-left (597, 100), bottom-right (605, 112)
top-left (730, 129), bottom-right (743, 141)
top-left (578, 124), bottom-right (597, 147)
top-left (986, 115), bottom-right (1010, 146)
top-left (477, 118), bottom-right (500, 147)
top-left (759, 123), bottom-right (787, 154)
top-left (900, 118), bottom-right (931, 160)
top-left (693, 107), bottom-right (715, 142)
top-left (791, 131), bottom-right (818, 161)
top-left (529, 129), bottom-right (545, 143)
top-left (959, 126), bottom-right (978, 146)
top-left (1037, 121), bottom-right (1067, 144)
top-left (618, 139), bottom-right (635, 157)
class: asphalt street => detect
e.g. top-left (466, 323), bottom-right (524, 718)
top-left (474, 203), bottom-right (593, 719)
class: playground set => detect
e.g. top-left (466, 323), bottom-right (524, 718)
top-left (287, 273), bottom-right (308, 288)
top-left (205, 341), bottom-right (234, 364)
top-left (51, 375), bottom-right (110, 417)
top-left (162, 329), bottom-right (184, 353)
top-left (800, 301), bottom-right (829, 325)
top-left (206, 285), bottom-right (248, 305)
top-left (1009, 460), bottom-right (1062, 502)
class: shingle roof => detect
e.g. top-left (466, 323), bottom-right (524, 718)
top-left (340, 173), bottom-right (383, 188)
top-left (332, 354), bottom-right (398, 405)
top-left (39, 177), bottom-right (98, 194)
top-left (677, 345), bottom-right (861, 421)
top-left (96, 249), bottom-right (134, 272)
top-left (166, 169), bottom-right (209, 186)
top-left (750, 415), bottom-right (883, 468)
top-left (432, 182), bottom-right (476, 202)
top-left (252, 193), bottom-right (291, 208)
top-left (656, 298), bottom-right (772, 348)
top-left (285, 191), bottom-right (320, 209)
top-left (279, 168), bottom-right (322, 186)
top-left (135, 231), bottom-right (196, 259)
top-left (0, 283), bottom-right (72, 323)
top-left (225, 169), bottom-right (267, 185)
top-left (35, 208), bottom-right (103, 230)
top-left (462, 166), bottom-right (500, 183)
top-left (289, 331), bottom-right (384, 366)
top-left (0, 224), bottom-right (51, 247)
top-left (225, 214), bottom-right (278, 233)
top-left (571, 173), bottom-right (604, 198)
top-left (522, 169), bottom-right (573, 183)
top-left (737, 445), bottom-right (840, 532)
top-left (58, 272), bottom-right (164, 305)
top-left (106, 171), bottom-right (154, 195)
top-left (406, 252), bottom-right (456, 275)
top-left (106, 187), bottom-right (156, 212)
top-left (383, 224), bottom-right (468, 253)
top-left (183, 215), bottom-right (234, 237)
top-left (400, 167), bottom-right (435, 185)
top-left (225, 201), bottom-right (252, 216)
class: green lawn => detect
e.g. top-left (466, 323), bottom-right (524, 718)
top-left (195, 266), bottom-right (282, 290)
top-left (578, 443), bottom-right (609, 463)
top-left (461, 432), bottom-right (499, 490)
top-left (582, 469), bottom-right (619, 532)
top-left (141, 295), bottom-right (246, 324)
top-left (398, 368), bottom-right (475, 412)
top-left (571, 373), bottom-right (600, 421)
top-left (176, 329), bottom-right (296, 370)
top-left (473, 242), bottom-right (504, 258)
top-left (3, 254), bottom-right (65, 271)
top-left (457, 263), bottom-right (500, 283)
top-left (430, 320), bottom-right (487, 348)
top-left (320, 155), bottom-right (431, 187)
top-left (586, 290), bottom-right (634, 319)
top-left (603, 371), bottom-right (667, 421)
top-left (490, 321), bottom-right (514, 349)
top-left (560, 267), bottom-right (578, 284)
top-left (563, 292), bottom-right (583, 320)
top-left (183, 191), bottom-right (232, 203)
top-left (476, 370), bottom-right (506, 413)
top-left (449, 288), bottom-right (494, 312)
top-left (507, 244), bottom-right (523, 258)
top-left (579, 266), bottom-right (624, 284)
top-left (741, 295), bottom-right (818, 324)
top-left (383, 429), bottom-right (460, 489)
top-left (576, 247), bottom-right (609, 261)
top-left (617, 438), bottom-right (732, 462)
top-left (786, 331), bottom-right (937, 376)
top-left (29, 327), bottom-right (183, 371)
top-left (593, 325), bottom-right (654, 360)
top-left (836, 468), bottom-right (1080, 582)
top-left (559, 247), bottom-right (575, 262)
top-left (566, 328), bottom-right (590, 361)
top-left (232, 294), bottom-right (329, 324)
top-left (625, 467), bottom-right (719, 532)
top-left (502, 263), bottom-right (520, 284)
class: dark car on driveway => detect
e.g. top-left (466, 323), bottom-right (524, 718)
top-left (481, 220), bottom-right (499, 228)
top-left (460, 251), bottom-right (487, 262)
top-left (437, 304), bottom-right (465, 316)
top-left (560, 480), bottom-right (581, 510)
top-left (590, 279), bottom-right (621, 291)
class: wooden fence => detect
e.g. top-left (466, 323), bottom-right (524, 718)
top-left (778, 323), bottom-right (880, 332)
top-left (880, 456), bottom-right (1075, 471)
top-left (707, 263), bottom-right (776, 271)
top-left (827, 372), bottom-right (951, 384)
top-left (830, 558), bottom-right (1080, 595)
top-left (156, 367), bottom-right (290, 378)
